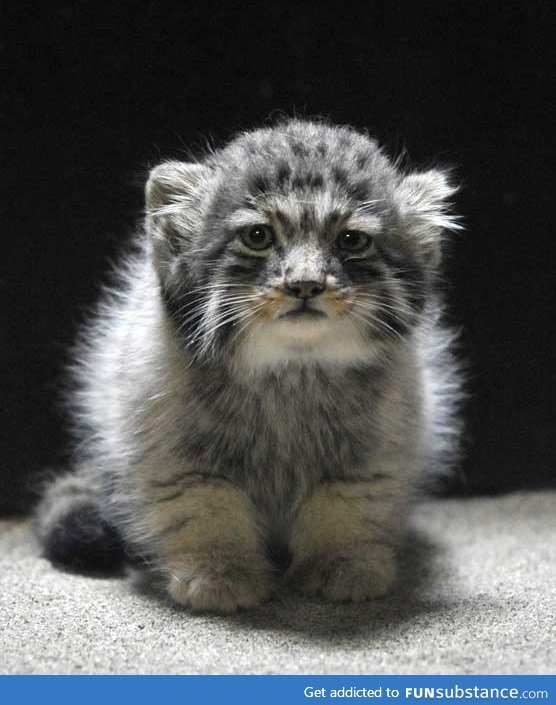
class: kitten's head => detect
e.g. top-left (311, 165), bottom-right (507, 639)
top-left (146, 119), bottom-right (459, 369)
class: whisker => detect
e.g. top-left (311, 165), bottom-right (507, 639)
top-left (352, 298), bottom-right (415, 318)
top-left (348, 307), bottom-right (406, 342)
top-left (185, 305), bottom-right (251, 336)
top-left (198, 303), bottom-right (266, 355)
top-left (179, 282), bottom-right (255, 295)
top-left (193, 301), bottom-right (265, 340)
top-left (171, 293), bottom-right (261, 320)
top-left (228, 311), bottom-right (264, 349)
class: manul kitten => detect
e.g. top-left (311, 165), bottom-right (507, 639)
top-left (35, 119), bottom-right (462, 611)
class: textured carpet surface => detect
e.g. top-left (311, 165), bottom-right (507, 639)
top-left (1, 491), bottom-right (554, 674)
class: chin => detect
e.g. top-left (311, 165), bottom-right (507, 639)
top-left (232, 314), bottom-right (377, 371)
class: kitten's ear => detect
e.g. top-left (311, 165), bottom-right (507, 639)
top-left (396, 169), bottom-right (461, 267)
top-left (145, 161), bottom-right (209, 217)
top-left (145, 161), bottom-right (210, 283)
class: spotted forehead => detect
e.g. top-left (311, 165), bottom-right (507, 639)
top-left (215, 122), bottom-right (394, 197)
top-left (211, 122), bottom-right (396, 237)
top-left (240, 148), bottom-right (380, 206)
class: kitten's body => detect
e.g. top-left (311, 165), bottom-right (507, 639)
top-left (36, 119), bottom-right (462, 611)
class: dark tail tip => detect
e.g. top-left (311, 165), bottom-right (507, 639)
top-left (43, 503), bottom-right (126, 575)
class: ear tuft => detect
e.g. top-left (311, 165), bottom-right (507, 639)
top-left (145, 161), bottom-right (209, 216)
top-left (145, 161), bottom-right (211, 283)
top-left (397, 169), bottom-right (461, 234)
top-left (396, 170), bottom-right (462, 267)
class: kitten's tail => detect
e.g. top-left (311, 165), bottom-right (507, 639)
top-left (34, 469), bottom-right (125, 573)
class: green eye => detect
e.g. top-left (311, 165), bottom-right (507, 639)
top-left (337, 230), bottom-right (372, 253)
top-left (240, 225), bottom-right (274, 251)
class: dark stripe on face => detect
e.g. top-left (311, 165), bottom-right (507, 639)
top-left (160, 285), bottom-right (204, 348)
top-left (375, 244), bottom-right (427, 314)
top-left (224, 259), bottom-right (264, 282)
top-left (162, 274), bottom-right (252, 357)
top-left (343, 256), bottom-right (384, 280)
top-left (221, 250), bottom-right (267, 282)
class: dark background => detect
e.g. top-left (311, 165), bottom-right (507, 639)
top-left (3, 2), bottom-right (555, 514)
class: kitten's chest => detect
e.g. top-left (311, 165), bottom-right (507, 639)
top-left (185, 364), bottom-right (379, 479)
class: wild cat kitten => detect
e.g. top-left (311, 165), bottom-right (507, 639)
top-left (35, 119), bottom-right (462, 612)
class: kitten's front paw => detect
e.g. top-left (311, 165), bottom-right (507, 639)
top-left (286, 543), bottom-right (397, 602)
top-left (167, 556), bottom-right (271, 613)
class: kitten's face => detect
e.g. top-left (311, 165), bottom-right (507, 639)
top-left (147, 120), bottom-right (458, 368)
top-left (195, 195), bottom-right (411, 368)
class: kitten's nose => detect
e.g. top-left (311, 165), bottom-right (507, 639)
top-left (285, 280), bottom-right (325, 299)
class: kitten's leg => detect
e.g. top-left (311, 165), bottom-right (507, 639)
top-left (286, 477), bottom-right (407, 601)
top-left (144, 477), bottom-right (271, 612)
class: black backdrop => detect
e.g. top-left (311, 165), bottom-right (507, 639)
top-left (3, 2), bottom-right (555, 514)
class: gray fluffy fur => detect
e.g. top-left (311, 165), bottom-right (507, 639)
top-left (35, 119), bottom-right (462, 611)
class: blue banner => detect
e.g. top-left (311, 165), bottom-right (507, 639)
top-left (0, 675), bottom-right (554, 704)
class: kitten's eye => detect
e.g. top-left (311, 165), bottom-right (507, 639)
top-left (240, 225), bottom-right (274, 251)
top-left (336, 230), bottom-right (372, 254)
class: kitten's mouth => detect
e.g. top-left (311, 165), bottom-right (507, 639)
top-left (280, 303), bottom-right (327, 320)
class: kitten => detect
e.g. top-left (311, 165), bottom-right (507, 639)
top-left (35, 119), bottom-right (462, 612)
